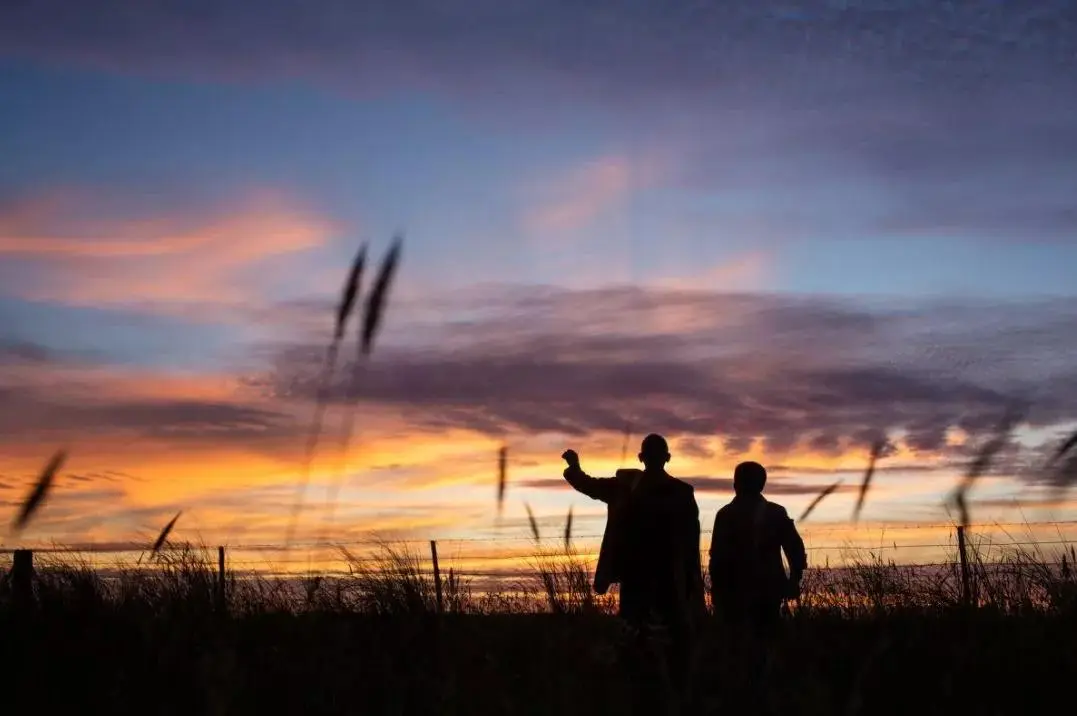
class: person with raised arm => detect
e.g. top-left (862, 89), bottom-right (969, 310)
top-left (562, 434), bottom-right (705, 713)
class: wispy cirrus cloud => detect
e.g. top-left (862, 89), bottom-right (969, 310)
top-left (522, 153), bottom-right (669, 234)
top-left (652, 251), bottom-right (772, 293)
top-left (0, 187), bottom-right (344, 313)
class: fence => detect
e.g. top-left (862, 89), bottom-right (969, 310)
top-left (4, 520), bottom-right (1077, 611)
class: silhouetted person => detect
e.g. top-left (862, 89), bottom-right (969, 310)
top-left (709, 461), bottom-right (807, 639)
top-left (562, 434), bottom-right (705, 713)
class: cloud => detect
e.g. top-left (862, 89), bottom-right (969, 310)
top-left (522, 154), bottom-right (666, 234)
top-left (653, 251), bottom-right (771, 292)
top-left (516, 474), bottom-right (859, 497)
top-left (3, 3), bottom-right (1075, 247)
top-left (6, 281), bottom-right (1077, 545)
top-left (255, 285), bottom-right (1077, 464)
top-left (0, 187), bottom-right (342, 313)
top-left (0, 356), bottom-right (299, 459)
top-left (2, 2), bottom-right (1072, 105)
top-left (0, 339), bottom-right (61, 364)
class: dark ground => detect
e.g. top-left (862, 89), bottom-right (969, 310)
top-left (4, 606), bottom-right (1075, 715)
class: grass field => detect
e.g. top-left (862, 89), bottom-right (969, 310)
top-left (3, 540), bottom-right (1076, 716)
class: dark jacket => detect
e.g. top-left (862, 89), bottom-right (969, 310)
top-left (563, 466), bottom-right (705, 623)
top-left (709, 494), bottom-right (807, 607)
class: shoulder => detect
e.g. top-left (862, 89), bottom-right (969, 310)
top-left (765, 501), bottom-right (791, 520)
top-left (668, 475), bottom-right (694, 492)
top-left (766, 500), bottom-right (787, 514)
top-left (666, 477), bottom-right (699, 514)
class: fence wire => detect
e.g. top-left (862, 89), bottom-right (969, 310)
top-left (2, 520), bottom-right (1075, 580)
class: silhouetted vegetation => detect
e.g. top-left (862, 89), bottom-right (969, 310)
top-left (2, 540), bottom-right (1075, 715)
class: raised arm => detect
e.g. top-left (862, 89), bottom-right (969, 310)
top-left (561, 450), bottom-right (620, 503)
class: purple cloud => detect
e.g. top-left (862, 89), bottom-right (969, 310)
top-left (252, 285), bottom-right (1077, 460)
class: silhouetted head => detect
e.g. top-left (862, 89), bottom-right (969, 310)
top-left (733, 461), bottom-right (767, 496)
top-left (638, 434), bottom-right (670, 471)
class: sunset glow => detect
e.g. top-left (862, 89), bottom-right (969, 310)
top-left (3, 3), bottom-right (1077, 579)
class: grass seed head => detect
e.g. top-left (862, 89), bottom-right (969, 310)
top-left (361, 234), bottom-right (403, 356)
top-left (564, 506), bottom-right (573, 553)
top-left (497, 445), bottom-right (508, 513)
top-left (950, 405), bottom-right (1024, 529)
top-left (12, 449), bottom-right (67, 533)
top-left (335, 243), bottom-right (367, 341)
top-left (1050, 429), bottom-right (1077, 466)
top-left (151, 511), bottom-right (183, 557)
top-left (853, 438), bottom-right (886, 523)
top-left (525, 503), bottom-right (541, 542)
top-left (801, 480), bottom-right (843, 523)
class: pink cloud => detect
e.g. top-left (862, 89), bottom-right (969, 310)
top-left (0, 188), bottom-right (344, 311)
top-left (652, 250), bottom-right (772, 293)
top-left (522, 153), bottom-right (669, 234)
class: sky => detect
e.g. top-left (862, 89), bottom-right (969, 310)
top-left (2, 1), bottom-right (1077, 572)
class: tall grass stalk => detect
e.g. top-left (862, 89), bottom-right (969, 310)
top-left (285, 243), bottom-right (367, 548)
top-left (320, 237), bottom-right (403, 544)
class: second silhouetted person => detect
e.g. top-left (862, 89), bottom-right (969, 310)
top-left (709, 461), bottom-right (807, 637)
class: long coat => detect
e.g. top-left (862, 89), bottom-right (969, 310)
top-left (563, 466), bottom-right (705, 624)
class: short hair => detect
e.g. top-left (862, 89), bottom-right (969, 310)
top-left (733, 461), bottom-right (767, 494)
top-left (640, 433), bottom-right (669, 458)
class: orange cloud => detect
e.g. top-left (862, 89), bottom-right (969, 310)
top-left (0, 188), bottom-right (342, 310)
top-left (3, 349), bottom-right (1073, 558)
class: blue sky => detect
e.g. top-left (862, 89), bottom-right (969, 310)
top-left (1, 2), bottom-right (1076, 561)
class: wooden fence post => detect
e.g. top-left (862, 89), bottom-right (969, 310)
top-left (12, 549), bottom-right (34, 609)
top-left (956, 526), bottom-right (971, 607)
top-left (217, 546), bottom-right (227, 612)
top-left (430, 540), bottom-right (443, 614)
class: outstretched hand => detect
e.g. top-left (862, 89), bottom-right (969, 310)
top-left (562, 449), bottom-right (580, 470)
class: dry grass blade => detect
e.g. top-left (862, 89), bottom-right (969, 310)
top-left (801, 480), bottom-right (842, 523)
top-left (335, 243), bottom-right (367, 341)
top-left (953, 490), bottom-right (970, 532)
top-left (361, 234), bottom-right (403, 356)
top-left (284, 340), bottom-right (341, 543)
top-left (525, 503), bottom-right (541, 542)
top-left (319, 237), bottom-right (401, 548)
top-left (620, 422), bottom-right (631, 466)
top-left (286, 244), bottom-right (367, 548)
top-left (950, 406), bottom-right (1023, 529)
top-left (853, 439), bottom-right (886, 523)
top-left (1046, 428), bottom-right (1077, 476)
top-left (1054, 430), bottom-right (1077, 461)
top-left (151, 511), bottom-right (182, 556)
top-left (497, 445), bottom-right (508, 513)
top-left (13, 450), bottom-right (66, 532)
top-left (564, 506), bottom-right (573, 553)
top-left (1050, 451), bottom-right (1077, 490)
